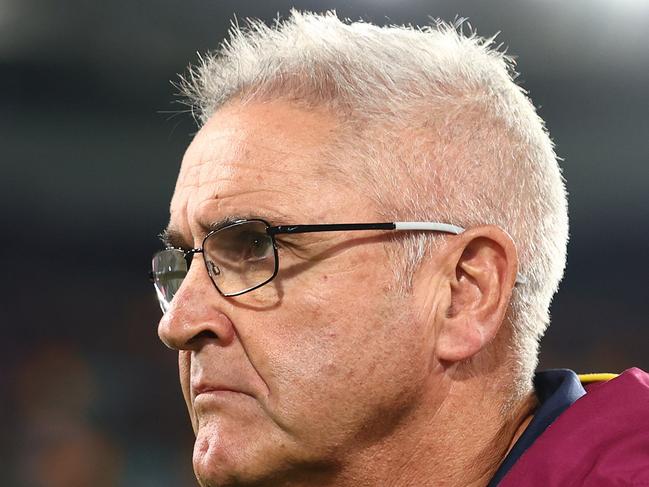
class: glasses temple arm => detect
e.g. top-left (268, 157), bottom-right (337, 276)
top-left (267, 221), bottom-right (526, 285)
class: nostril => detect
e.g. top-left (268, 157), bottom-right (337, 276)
top-left (187, 329), bottom-right (219, 345)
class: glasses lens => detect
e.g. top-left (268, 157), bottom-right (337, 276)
top-left (151, 249), bottom-right (188, 312)
top-left (203, 220), bottom-right (276, 296)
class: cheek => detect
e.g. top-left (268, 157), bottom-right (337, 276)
top-left (256, 266), bottom-right (428, 441)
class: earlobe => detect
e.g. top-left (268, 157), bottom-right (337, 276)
top-left (434, 227), bottom-right (518, 363)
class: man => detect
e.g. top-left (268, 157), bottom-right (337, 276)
top-left (152, 11), bottom-right (649, 487)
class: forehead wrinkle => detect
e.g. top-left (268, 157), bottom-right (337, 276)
top-left (175, 163), bottom-right (316, 207)
top-left (208, 186), bottom-right (297, 200)
top-left (187, 156), bottom-right (315, 204)
top-left (185, 148), bottom-right (307, 202)
top-left (196, 121), bottom-right (305, 156)
top-left (179, 159), bottom-right (207, 190)
top-left (197, 147), bottom-right (313, 179)
top-left (197, 158), bottom-right (296, 180)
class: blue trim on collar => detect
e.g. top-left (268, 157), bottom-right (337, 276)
top-left (487, 369), bottom-right (587, 486)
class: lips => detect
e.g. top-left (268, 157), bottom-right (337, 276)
top-left (191, 382), bottom-right (251, 401)
top-left (189, 359), bottom-right (262, 403)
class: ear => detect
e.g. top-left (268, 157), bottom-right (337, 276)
top-left (434, 225), bottom-right (520, 363)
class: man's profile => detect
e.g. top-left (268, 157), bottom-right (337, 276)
top-left (151, 10), bottom-right (649, 487)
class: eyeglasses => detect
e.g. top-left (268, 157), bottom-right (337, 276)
top-left (150, 218), bottom-right (525, 313)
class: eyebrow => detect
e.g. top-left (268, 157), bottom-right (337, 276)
top-left (159, 213), bottom-right (290, 249)
top-left (159, 228), bottom-right (191, 250)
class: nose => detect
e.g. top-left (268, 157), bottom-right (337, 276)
top-left (157, 262), bottom-right (235, 350)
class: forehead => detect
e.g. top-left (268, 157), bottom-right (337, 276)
top-left (169, 100), bottom-right (355, 239)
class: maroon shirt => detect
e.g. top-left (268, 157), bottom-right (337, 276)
top-left (495, 368), bottom-right (649, 486)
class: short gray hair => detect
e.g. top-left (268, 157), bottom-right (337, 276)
top-left (179, 10), bottom-right (569, 399)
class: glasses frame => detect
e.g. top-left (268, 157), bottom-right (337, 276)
top-left (150, 218), bottom-right (525, 306)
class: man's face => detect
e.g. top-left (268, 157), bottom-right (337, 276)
top-left (158, 100), bottom-right (439, 485)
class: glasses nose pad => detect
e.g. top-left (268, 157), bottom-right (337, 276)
top-left (207, 260), bottom-right (221, 277)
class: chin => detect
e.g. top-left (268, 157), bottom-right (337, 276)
top-left (191, 420), bottom-right (289, 486)
top-left (191, 422), bottom-right (336, 487)
top-left (192, 424), bottom-right (251, 486)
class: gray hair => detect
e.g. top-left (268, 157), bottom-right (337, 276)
top-left (179, 10), bottom-right (569, 401)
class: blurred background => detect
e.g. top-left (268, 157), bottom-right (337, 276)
top-left (1, 0), bottom-right (647, 485)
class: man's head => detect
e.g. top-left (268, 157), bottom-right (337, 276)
top-left (157, 10), bottom-right (568, 486)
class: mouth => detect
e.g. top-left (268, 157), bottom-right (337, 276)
top-left (192, 383), bottom-right (251, 402)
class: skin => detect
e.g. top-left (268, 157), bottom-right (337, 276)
top-left (157, 99), bottom-right (537, 487)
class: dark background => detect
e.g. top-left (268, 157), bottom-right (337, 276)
top-left (2, 1), bottom-right (647, 485)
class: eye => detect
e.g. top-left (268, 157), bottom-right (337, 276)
top-left (241, 231), bottom-right (274, 261)
top-left (204, 222), bottom-right (275, 265)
